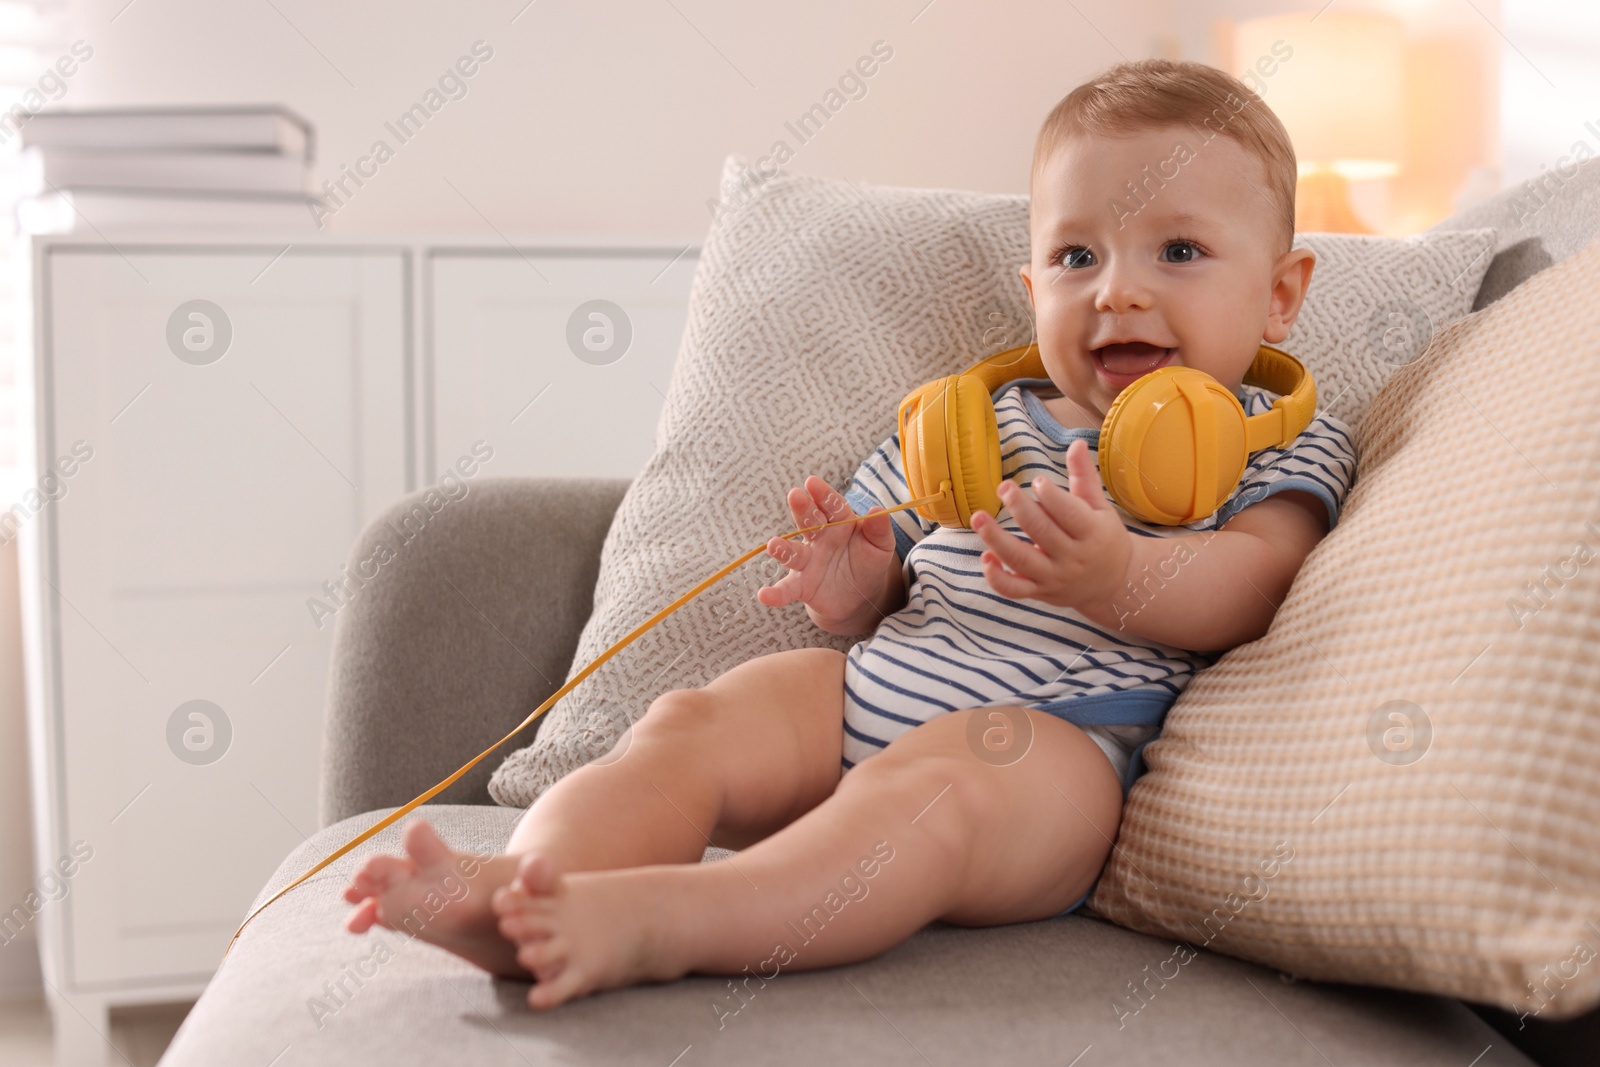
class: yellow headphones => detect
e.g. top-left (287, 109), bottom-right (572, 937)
top-left (897, 341), bottom-right (1317, 527)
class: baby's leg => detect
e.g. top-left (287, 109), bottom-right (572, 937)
top-left (492, 706), bottom-right (1123, 1007)
top-left (502, 645), bottom-right (851, 865)
top-left (342, 647), bottom-right (849, 977)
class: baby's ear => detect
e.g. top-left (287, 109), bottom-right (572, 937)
top-left (1263, 247), bottom-right (1316, 343)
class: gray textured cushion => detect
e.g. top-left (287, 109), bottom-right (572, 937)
top-left (319, 477), bottom-right (629, 826)
top-left (1430, 153), bottom-right (1600, 310)
top-left (161, 805), bottom-right (1529, 1066)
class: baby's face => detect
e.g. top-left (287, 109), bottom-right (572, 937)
top-left (1019, 125), bottom-right (1315, 429)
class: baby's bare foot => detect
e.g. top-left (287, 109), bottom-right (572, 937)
top-left (491, 853), bottom-right (695, 1009)
top-left (342, 818), bottom-right (530, 979)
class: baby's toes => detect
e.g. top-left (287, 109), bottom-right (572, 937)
top-left (400, 818), bottom-right (454, 870)
top-left (344, 855), bottom-right (413, 902)
top-left (526, 956), bottom-right (586, 1011)
top-left (344, 896), bottom-right (382, 934)
top-left (496, 906), bottom-right (554, 942)
top-left (490, 882), bottom-right (522, 915)
top-left (516, 936), bottom-right (568, 985)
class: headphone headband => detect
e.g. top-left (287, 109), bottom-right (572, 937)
top-left (1239, 343), bottom-right (1316, 452)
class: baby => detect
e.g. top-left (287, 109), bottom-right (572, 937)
top-left (341, 57), bottom-right (1357, 1010)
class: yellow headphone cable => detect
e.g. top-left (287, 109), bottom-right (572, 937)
top-left (224, 483), bottom-right (952, 959)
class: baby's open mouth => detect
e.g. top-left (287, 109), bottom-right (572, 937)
top-left (1093, 341), bottom-right (1175, 378)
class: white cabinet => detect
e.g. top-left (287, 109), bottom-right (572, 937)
top-left (17, 236), bottom-right (696, 1064)
top-left (20, 242), bottom-right (409, 1064)
top-left (425, 246), bottom-right (697, 482)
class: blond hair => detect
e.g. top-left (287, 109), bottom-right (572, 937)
top-left (1031, 58), bottom-right (1297, 253)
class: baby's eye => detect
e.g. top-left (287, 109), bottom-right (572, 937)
top-left (1055, 244), bottom-right (1095, 269)
top-left (1162, 240), bottom-right (1203, 264)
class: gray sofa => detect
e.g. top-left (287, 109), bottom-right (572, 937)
top-left (158, 172), bottom-right (1600, 1066)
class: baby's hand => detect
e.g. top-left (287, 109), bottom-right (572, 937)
top-left (971, 438), bottom-right (1132, 611)
top-left (756, 475), bottom-right (895, 627)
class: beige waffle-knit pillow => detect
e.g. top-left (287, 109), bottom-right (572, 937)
top-left (486, 153), bottom-right (1496, 810)
top-left (1089, 233), bottom-right (1600, 1020)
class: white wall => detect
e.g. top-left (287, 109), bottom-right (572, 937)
top-left (58, 0), bottom-right (1176, 238)
top-left (1501, 0), bottom-right (1600, 188)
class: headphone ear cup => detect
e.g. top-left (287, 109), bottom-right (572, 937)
top-left (1099, 366), bottom-right (1250, 524)
top-left (899, 374), bottom-right (1003, 529)
top-left (946, 373), bottom-right (1003, 528)
top-left (900, 376), bottom-right (959, 527)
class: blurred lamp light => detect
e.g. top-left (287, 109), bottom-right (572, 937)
top-left (1234, 11), bottom-right (1405, 233)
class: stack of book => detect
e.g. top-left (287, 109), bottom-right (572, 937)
top-left (14, 105), bottom-right (322, 234)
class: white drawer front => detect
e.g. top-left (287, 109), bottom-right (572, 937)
top-left (39, 246), bottom-right (408, 985)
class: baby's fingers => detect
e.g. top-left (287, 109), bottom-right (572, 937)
top-left (757, 537), bottom-right (808, 607)
top-left (756, 569), bottom-right (805, 608)
top-left (786, 485), bottom-right (815, 526)
top-left (765, 533), bottom-right (808, 571)
top-left (803, 476), bottom-right (854, 533)
top-left (1064, 438), bottom-right (1111, 511)
top-left (857, 505), bottom-right (895, 552)
top-left (786, 483), bottom-right (830, 537)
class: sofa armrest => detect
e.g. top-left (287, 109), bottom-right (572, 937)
top-left (318, 475), bottom-right (630, 828)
